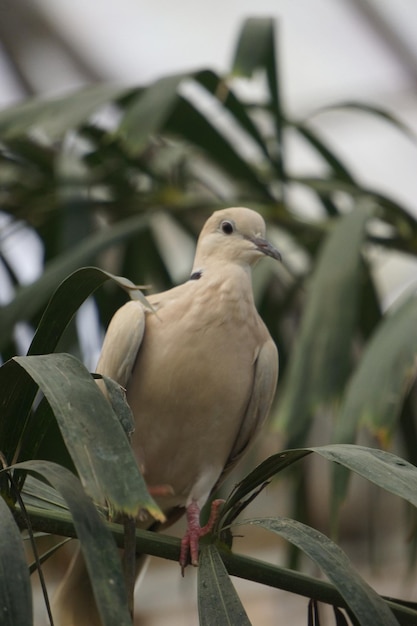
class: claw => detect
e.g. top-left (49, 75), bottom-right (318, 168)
top-left (179, 499), bottom-right (224, 575)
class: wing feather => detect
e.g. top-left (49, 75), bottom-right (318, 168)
top-left (96, 300), bottom-right (146, 388)
top-left (221, 338), bottom-right (278, 479)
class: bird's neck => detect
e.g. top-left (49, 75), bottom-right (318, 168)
top-left (191, 259), bottom-right (253, 285)
top-left (191, 261), bottom-right (255, 306)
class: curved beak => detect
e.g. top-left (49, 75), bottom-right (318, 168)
top-left (250, 236), bottom-right (282, 262)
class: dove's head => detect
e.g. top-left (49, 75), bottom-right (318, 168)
top-left (193, 207), bottom-right (281, 269)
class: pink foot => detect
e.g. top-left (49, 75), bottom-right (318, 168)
top-left (180, 499), bottom-right (224, 575)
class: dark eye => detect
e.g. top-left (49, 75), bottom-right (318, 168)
top-left (221, 220), bottom-right (234, 235)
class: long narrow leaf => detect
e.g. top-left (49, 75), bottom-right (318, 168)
top-left (334, 295), bottom-right (417, 447)
top-left (220, 445), bottom-right (417, 528)
top-left (331, 297), bottom-right (417, 516)
top-left (310, 101), bottom-right (417, 146)
top-left (0, 213), bottom-right (149, 352)
top-left (275, 204), bottom-right (371, 444)
top-left (232, 17), bottom-right (285, 187)
top-left (13, 353), bottom-right (163, 520)
top-left (293, 176), bottom-right (417, 243)
top-left (12, 460), bottom-right (132, 626)
top-left (198, 544), bottom-right (251, 626)
top-left (0, 84), bottom-right (131, 140)
top-left (119, 73), bottom-right (273, 199)
top-left (0, 359), bottom-right (35, 467)
top-left (28, 266), bottom-right (149, 356)
top-left (118, 73), bottom-right (188, 153)
top-left (316, 445), bottom-right (417, 510)
top-left (238, 518), bottom-right (398, 626)
top-left (292, 122), bottom-right (356, 183)
top-left (196, 71), bottom-right (275, 170)
top-left (231, 17), bottom-right (280, 122)
top-left (0, 495), bottom-right (32, 626)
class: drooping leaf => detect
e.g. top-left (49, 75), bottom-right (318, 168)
top-left (292, 122), bottom-right (356, 183)
top-left (12, 460), bottom-right (132, 626)
top-left (310, 101), bottom-right (417, 147)
top-left (0, 213), bottom-right (149, 352)
top-left (237, 518), bottom-right (398, 626)
top-left (275, 204), bottom-right (372, 444)
top-left (293, 176), bottom-right (417, 248)
top-left (231, 17), bottom-right (285, 186)
top-left (0, 84), bottom-right (131, 140)
top-left (316, 445), bottom-right (417, 513)
top-left (21, 474), bottom-right (67, 513)
top-left (220, 445), bottom-right (417, 528)
top-left (198, 544), bottom-right (251, 626)
top-left (13, 353), bottom-right (163, 521)
top-left (219, 448), bottom-right (309, 528)
top-left (0, 495), bottom-right (32, 626)
top-left (118, 73), bottom-right (188, 153)
top-left (28, 265), bottom-right (150, 357)
top-left (196, 71), bottom-right (273, 168)
top-left (166, 95), bottom-right (272, 198)
top-left (0, 266), bottom-right (150, 469)
top-left (231, 17), bottom-right (280, 120)
top-left (119, 71), bottom-right (273, 199)
top-left (334, 295), bottom-right (417, 448)
top-left (331, 298), bottom-right (417, 518)
top-left (98, 375), bottom-right (135, 440)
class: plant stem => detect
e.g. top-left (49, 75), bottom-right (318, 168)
top-left (18, 505), bottom-right (417, 625)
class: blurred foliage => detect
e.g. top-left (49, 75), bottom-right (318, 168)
top-left (0, 14), bottom-right (417, 626)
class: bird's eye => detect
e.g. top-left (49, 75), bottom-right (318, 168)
top-left (221, 220), bottom-right (234, 235)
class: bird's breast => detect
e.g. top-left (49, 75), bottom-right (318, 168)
top-left (127, 278), bottom-right (265, 509)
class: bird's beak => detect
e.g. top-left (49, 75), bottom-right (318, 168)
top-left (250, 236), bottom-right (282, 261)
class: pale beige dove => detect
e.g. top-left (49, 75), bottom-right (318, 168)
top-left (53, 206), bottom-right (280, 625)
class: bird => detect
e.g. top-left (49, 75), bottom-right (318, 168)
top-left (53, 206), bottom-right (280, 625)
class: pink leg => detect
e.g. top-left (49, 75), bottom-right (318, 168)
top-left (179, 499), bottom-right (224, 574)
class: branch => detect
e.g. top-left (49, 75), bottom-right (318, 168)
top-left (17, 505), bottom-right (417, 625)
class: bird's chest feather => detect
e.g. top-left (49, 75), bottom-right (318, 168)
top-left (126, 280), bottom-right (263, 505)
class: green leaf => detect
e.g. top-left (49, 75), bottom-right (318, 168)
top-left (0, 266), bottom-right (149, 475)
top-left (335, 295), bottom-right (417, 447)
top-left (98, 375), bottom-right (135, 440)
top-left (238, 518), bottom-right (398, 626)
top-left (275, 204), bottom-right (371, 444)
top-left (0, 495), bottom-right (32, 626)
top-left (231, 17), bottom-right (285, 186)
top-left (13, 353), bottom-right (163, 520)
top-left (310, 101), bottom-right (417, 147)
top-left (118, 73), bottom-right (188, 153)
top-left (0, 213), bottom-right (149, 353)
top-left (293, 176), bottom-right (417, 246)
top-left (195, 71), bottom-right (274, 171)
top-left (28, 266), bottom-right (149, 356)
top-left (292, 122), bottom-right (356, 183)
top-left (220, 445), bottom-right (417, 528)
top-left (315, 445), bottom-right (417, 509)
top-left (0, 84), bottom-right (130, 140)
top-left (22, 474), bottom-right (67, 513)
top-left (12, 460), bottom-right (132, 626)
top-left (166, 95), bottom-right (272, 198)
top-left (331, 298), bottom-right (417, 518)
top-left (231, 17), bottom-right (280, 118)
top-left (119, 70), bottom-right (273, 199)
top-left (198, 544), bottom-right (251, 626)
top-left (0, 359), bottom-right (30, 467)
top-left (219, 449), bottom-right (309, 527)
